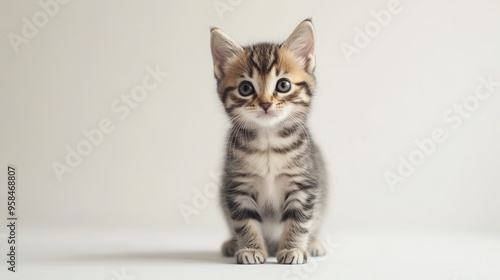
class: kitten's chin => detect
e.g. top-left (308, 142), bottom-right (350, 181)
top-left (250, 111), bottom-right (288, 128)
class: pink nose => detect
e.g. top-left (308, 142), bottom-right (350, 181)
top-left (259, 102), bottom-right (272, 112)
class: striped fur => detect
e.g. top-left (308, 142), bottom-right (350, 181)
top-left (211, 19), bottom-right (327, 265)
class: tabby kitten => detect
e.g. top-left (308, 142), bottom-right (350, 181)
top-left (210, 19), bottom-right (327, 265)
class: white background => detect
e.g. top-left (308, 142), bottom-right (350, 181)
top-left (1, 0), bottom-right (499, 279)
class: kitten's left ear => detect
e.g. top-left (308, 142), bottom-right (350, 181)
top-left (282, 19), bottom-right (315, 73)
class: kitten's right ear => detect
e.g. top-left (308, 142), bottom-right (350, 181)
top-left (282, 19), bottom-right (315, 73)
top-left (210, 28), bottom-right (243, 74)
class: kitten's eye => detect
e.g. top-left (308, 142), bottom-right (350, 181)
top-left (276, 78), bottom-right (292, 93)
top-left (238, 81), bottom-right (255, 96)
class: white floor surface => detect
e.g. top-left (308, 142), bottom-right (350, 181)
top-left (1, 229), bottom-right (499, 280)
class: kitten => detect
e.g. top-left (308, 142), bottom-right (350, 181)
top-left (210, 19), bottom-right (327, 265)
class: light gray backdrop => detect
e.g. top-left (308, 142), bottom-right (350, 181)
top-left (1, 0), bottom-right (499, 238)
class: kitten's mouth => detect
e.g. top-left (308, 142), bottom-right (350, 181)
top-left (256, 110), bottom-right (278, 118)
top-left (249, 108), bottom-right (291, 127)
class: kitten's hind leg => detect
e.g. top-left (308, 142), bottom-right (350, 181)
top-left (308, 237), bottom-right (327, 257)
top-left (221, 237), bottom-right (237, 257)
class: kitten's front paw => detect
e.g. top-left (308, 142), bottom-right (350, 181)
top-left (277, 248), bottom-right (308, 264)
top-left (308, 238), bottom-right (327, 257)
top-left (235, 248), bottom-right (267, 264)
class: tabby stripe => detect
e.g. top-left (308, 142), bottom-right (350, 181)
top-left (232, 136), bottom-right (262, 154)
top-left (295, 81), bottom-right (312, 97)
top-left (271, 137), bottom-right (305, 154)
top-left (229, 172), bottom-right (258, 178)
top-left (265, 48), bottom-right (278, 73)
top-left (275, 68), bottom-right (281, 77)
top-left (238, 127), bottom-right (257, 140)
top-left (235, 225), bottom-right (249, 235)
top-left (225, 182), bottom-right (258, 201)
top-left (246, 62), bottom-right (254, 77)
top-left (290, 100), bottom-right (310, 107)
top-left (222, 86), bottom-right (235, 103)
top-left (291, 151), bottom-right (307, 161)
top-left (228, 129), bottom-right (256, 144)
top-left (226, 189), bottom-right (253, 198)
top-left (250, 52), bottom-right (264, 74)
top-left (279, 172), bottom-right (307, 178)
top-left (230, 209), bottom-right (263, 222)
top-left (283, 198), bottom-right (315, 212)
top-left (278, 124), bottom-right (300, 138)
top-left (229, 94), bottom-right (248, 105)
top-left (226, 100), bottom-right (251, 114)
top-left (306, 193), bottom-right (317, 204)
top-left (225, 181), bottom-right (246, 190)
top-left (295, 227), bottom-right (310, 235)
top-left (226, 102), bottom-right (245, 113)
top-left (282, 88), bottom-right (303, 102)
top-left (285, 155), bottom-right (308, 169)
top-left (294, 181), bottom-right (317, 190)
top-left (302, 202), bottom-right (315, 211)
top-left (281, 208), bottom-right (313, 222)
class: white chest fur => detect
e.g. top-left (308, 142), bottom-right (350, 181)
top-left (241, 130), bottom-right (295, 241)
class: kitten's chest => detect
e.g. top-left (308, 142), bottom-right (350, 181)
top-left (253, 156), bottom-right (288, 220)
top-left (242, 134), bottom-right (294, 214)
top-left (243, 134), bottom-right (291, 176)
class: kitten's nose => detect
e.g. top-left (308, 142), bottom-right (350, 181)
top-left (259, 102), bottom-right (272, 112)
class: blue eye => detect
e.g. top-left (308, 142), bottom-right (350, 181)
top-left (238, 81), bottom-right (255, 96)
top-left (276, 78), bottom-right (291, 93)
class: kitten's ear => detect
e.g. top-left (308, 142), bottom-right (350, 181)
top-left (210, 28), bottom-right (243, 74)
top-left (282, 19), bottom-right (315, 73)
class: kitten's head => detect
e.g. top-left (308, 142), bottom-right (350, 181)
top-left (210, 19), bottom-right (316, 128)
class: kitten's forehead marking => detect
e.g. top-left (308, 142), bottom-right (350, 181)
top-left (247, 44), bottom-right (279, 76)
